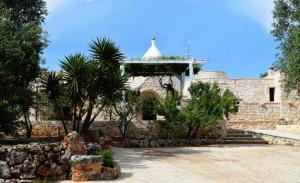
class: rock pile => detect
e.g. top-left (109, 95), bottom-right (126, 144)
top-left (0, 132), bottom-right (121, 182)
top-left (0, 142), bottom-right (69, 182)
top-left (0, 132), bottom-right (88, 182)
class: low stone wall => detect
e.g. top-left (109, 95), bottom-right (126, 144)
top-left (124, 139), bottom-right (219, 148)
top-left (249, 132), bottom-right (300, 146)
top-left (19, 120), bottom-right (71, 138)
top-left (0, 132), bottom-right (121, 182)
top-left (0, 142), bottom-right (70, 181)
top-left (276, 125), bottom-right (300, 135)
top-left (227, 121), bottom-right (278, 130)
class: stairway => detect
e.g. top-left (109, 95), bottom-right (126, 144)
top-left (222, 129), bottom-right (268, 144)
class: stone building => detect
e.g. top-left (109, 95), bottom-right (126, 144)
top-left (29, 38), bottom-right (299, 137)
top-left (125, 38), bottom-right (300, 130)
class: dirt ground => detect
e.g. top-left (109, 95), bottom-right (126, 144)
top-left (64, 145), bottom-right (300, 183)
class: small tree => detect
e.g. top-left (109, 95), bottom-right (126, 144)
top-left (183, 82), bottom-right (238, 139)
top-left (42, 38), bottom-right (127, 138)
top-left (157, 93), bottom-right (181, 130)
top-left (41, 72), bottom-right (69, 135)
top-left (113, 90), bottom-right (140, 140)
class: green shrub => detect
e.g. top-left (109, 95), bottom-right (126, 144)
top-left (98, 129), bottom-right (105, 137)
top-left (97, 150), bottom-right (114, 168)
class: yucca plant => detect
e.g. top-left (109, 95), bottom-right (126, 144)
top-left (60, 54), bottom-right (89, 131)
top-left (41, 71), bottom-right (68, 135)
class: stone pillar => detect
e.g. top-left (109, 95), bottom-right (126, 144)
top-left (180, 72), bottom-right (185, 106)
top-left (189, 62), bottom-right (194, 79)
top-left (120, 64), bottom-right (125, 76)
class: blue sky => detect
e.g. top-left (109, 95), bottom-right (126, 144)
top-left (44, 0), bottom-right (277, 78)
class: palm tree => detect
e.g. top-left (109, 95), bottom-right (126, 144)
top-left (41, 71), bottom-right (68, 135)
top-left (60, 54), bottom-right (89, 131)
top-left (80, 38), bottom-right (128, 135)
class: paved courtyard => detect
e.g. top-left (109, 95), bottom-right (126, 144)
top-left (64, 145), bottom-right (300, 183)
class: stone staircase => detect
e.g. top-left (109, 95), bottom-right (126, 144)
top-left (222, 129), bottom-right (268, 144)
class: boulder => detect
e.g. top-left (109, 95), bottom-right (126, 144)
top-left (20, 159), bottom-right (36, 179)
top-left (86, 143), bottom-right (101, 155)
top-left (62, 132), bottom-right (87, 155)
top-left (6, 151), bottom-right (28, 166)
top-left (101, 161), bottom-right (121, 180)
top-left (36, 161), bottom-right (65, 177)
top-left (0, 161), bottom-right (11, 179)
top-left (71, 155), bottom-right (103, 181)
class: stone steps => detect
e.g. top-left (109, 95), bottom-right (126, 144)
top-left (226, 134), bottom-right (253, 138)
top-left (221, 139), bottom-right (268, 144)
top-left (224, 129), bottom-right (268, 145)
top-left (224, 137), bottom-right (258, 140)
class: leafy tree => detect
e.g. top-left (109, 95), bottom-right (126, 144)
top-left (182, 82), bottom-right (238, 139)
top-left (113, 90), bottom-right (140, 140)
top-left (272, 0), bottom-right (300, 94)
top-left (157, 93), bottom-right (181, 130)
top-left (0, 1), bottom-right (47, 136)
top-left (2, 0), bottom-right (47, 26)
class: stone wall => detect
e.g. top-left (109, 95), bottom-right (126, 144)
top-left (182, 71), bottom-right (300, 130)
top-left (0, 142), bottom-right (70, 181)
top-left (0, 132), bottom-right (107, 182)
top-left (228, 103), bottom-right (281, 129)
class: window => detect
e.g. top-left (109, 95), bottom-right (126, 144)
top-left (269, 87), bottom-right (275, 102)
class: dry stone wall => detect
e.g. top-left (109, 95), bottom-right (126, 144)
top-left (189, 73), bottom-right (299, 129)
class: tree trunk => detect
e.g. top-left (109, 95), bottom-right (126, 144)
top-left (55, 101), bottom-right (68, 135)
top-left (72, 109), bottom-right (76, 131)
top-left (80, 104), bottom-right (105, 136)
top-left (24, 113), bottom-right (32, 138)
top-left (59, 109), bottom-right (68, 135)
top-left (192, 124), bottom-right (200, 139)
top-left (186, 124), bottom-right (193, 140)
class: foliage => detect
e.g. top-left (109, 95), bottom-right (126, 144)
top-left (97, 150), bottom-right (114, 168)
top-left (158, 56), bottom-right (185, 60)
top-left (98, 129), bottom-right (105, 137)
top-left (157, 93), bottom-right (182, 130)
top-left (139, 91), bottom-right (161, 120)
top-left (0, 1), bottom-right (47, 136)
top-left (40, 71), bottom-right (69, 134)
top-left (125, 63), bottom-right (201, 77)
top-left (113, 90), bottom-right (140, 139)
top-left (182, 82), bottom-right (238, 139)
top-left (42, 38), bottom-right (127, 137)
top-left (272, 0), bottom-right (300, 94)
top-left (0, 100), bottom-right (20, 134)
top-left (222, 89), bottom-right (239, 119)
top-left (2, 0), bottom-right (47, 26)
top-left (259, 72), bottom-right (268, 78)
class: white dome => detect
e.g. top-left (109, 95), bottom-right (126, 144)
top-left (143, 37), bottom-right (162, 60)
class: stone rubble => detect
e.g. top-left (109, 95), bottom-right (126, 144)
top-left (0, 132), bottom-right (121, 182)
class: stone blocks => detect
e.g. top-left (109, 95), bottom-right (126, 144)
top-left (71, 155), bottom-right (103, 181)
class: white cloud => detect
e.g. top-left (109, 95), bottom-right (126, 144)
top-left (228, 0), bottom-right (275, 32)
top-left (44, 0), bottom-right (62, 12)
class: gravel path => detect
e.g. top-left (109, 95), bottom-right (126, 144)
top-left (64, 145), bottom-right (300, 183)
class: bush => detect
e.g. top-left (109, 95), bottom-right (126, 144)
top-left (97, 150), bottom-right (114, 168)
top-left (98, 129), bottom-right (105, 137)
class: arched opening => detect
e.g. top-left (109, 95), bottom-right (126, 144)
top-left (140, 90), bottom-right (161, 120)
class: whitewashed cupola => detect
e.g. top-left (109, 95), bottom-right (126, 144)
top-left (143, 37), bottom-right (162, 60)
